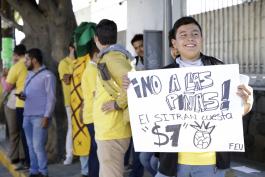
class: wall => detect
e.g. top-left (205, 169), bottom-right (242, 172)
top-left (74, 0), bottom-right (127, 30)
top-left (193, 0), bottom-right (265, 76)
top-left (126, 0), bottom-right (163, 55)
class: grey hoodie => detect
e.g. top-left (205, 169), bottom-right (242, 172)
top-left (98, 44), bottom-right (134, 60)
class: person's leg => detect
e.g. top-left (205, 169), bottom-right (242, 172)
top-left (139, 152), bottom-right (156, 176)
top-left (31, 117), bottom-right (48, 176)
top-left (80, 156), bottom-right (89, 176)
top-left (214, 169), bottom-right (227, 177)
top-left (124, 138), bottom-right (132, 167)
top-left (23, 116), bottom-right (38, 175)
top-left (128, 151), bottom-right (144, 177)
top-left (177, 164), bottom-right (227, 177)
top-left (96, 138), bottom-right (130, 177)
top-left (64, 106), bottom-right (73, 165)
top-left (4, 106), bottom-right (20, 162)
top-left (155, 172), bottom-right (174, 177)
top-left (150, 154), bottom-right (159, 172)
top-left (176, 164), bottom-right (192, 177)
top-left (154, 162), bottom-right (175, 177)
top-left (16, 108), bottom-right (30, 166)
top-left (87, 124), bottom-right (99, 177)
top-left (190, 165), bottom-right (221, 177)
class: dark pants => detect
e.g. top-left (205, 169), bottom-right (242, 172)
top-left (16, 108), bottom-right (30, 165)
top-left (124, 139), bottom-right (132, 166)
top-left (128, 140), bottom-right (144, 177)
top-left (87, 124), bottom-right (99, 177)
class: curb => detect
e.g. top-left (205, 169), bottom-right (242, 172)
top-left (0, 146), bottom-right (26, 177)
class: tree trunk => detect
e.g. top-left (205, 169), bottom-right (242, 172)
top-left (4, 0), bottom-right (77, 162)
top-left (0, 0), bottom-right (14, 123)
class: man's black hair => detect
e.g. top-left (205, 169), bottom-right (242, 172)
top-left (88, 40), bottom-right (99, 59)
top-left (68, 41), bottom-right (75, 48)
top-left (173, 16), bottom-right (202, 37)
top-left (131, 34), bottom-right (143, 45)
top-left (95, 19), bottom-right (117, 45)
top-left (14, 44), bottom-right (26, 56)
top-left (168, 29), bottom-right (174, 47)
top-left (26, 48), bottom-right (43, 65)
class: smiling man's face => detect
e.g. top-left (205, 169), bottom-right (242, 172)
top-left (172, 23), bottom-right (202, 61)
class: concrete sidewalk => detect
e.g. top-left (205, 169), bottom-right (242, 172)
top-left (1, 139), bottom-right (265, 177)
top-left (0, 140), bottom-right (81, 177)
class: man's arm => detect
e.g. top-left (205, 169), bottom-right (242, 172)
top-left (5, 66), bottom-right (17, 92)
top-left (44, 72), bottom-right (57, 119)
top-left (1, 77), bottom-right (14, 92)
top-left (105, 54), bottom-right (132, 110)
top-left (58, 60), bottom-right (72, 85)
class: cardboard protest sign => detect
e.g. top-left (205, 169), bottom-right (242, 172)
top-left (127, 64), bottom-right (244, 152)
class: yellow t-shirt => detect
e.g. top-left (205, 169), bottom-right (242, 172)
top-left (178, 152), bottom-right (216, 165)
top-left (6, 58), bottom-right (27, 108)
top-left (93, 75), bottom-right (131, 140)
top-left (81, 61), bottom-right (97, 124)
top-left (58, 57), bottom-right (74, 106)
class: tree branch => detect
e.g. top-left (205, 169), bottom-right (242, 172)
top-left (5, 0), bottom-right (44, 24)
top-left (0, 10), bottom-right (23, 32)
top-left (46, 0), bottom-right (58, 15)
top-left (57, 0), bottom-right (73, 17)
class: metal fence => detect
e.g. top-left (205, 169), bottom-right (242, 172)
top-left (187, 0), bottom-right (264, 75)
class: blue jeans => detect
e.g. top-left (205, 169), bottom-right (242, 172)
top-left (155, 172), bottom-right (173, 177)
top-left (155, 164), bottom-right (226, 177)
top-left (150, 155), bottom-right (159, 171)
top-left (177, 164), bottom-right (226, 177)
top-left (80, 156), bottom-right (89, 175)
top-left (154, 161), bottom-right (173, 177)
top-left (139, 152), bottom-right (157, 176)
top-left (23, 116), bottom-right (48, 175)
top-left (87, 124), bottom-right (99, 177)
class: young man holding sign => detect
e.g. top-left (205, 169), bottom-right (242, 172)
top-left (123, 17), bottom-right (253, 177)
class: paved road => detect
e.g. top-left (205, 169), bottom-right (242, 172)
top-left (0, 164), bottom-right (12, 177)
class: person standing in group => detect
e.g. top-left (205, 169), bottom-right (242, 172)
top-left (80, 41), bottom-right (100, 177)
top-left (1, 56), bottom-right (25, 167)
top-left (131, 34), bottom-right (145, 71)
top-left (4, 44), bottom-right (30, 170)
top-left (58, 42), bottom-right (75, 165)
top-left (71, 22), bottom-right (97, 177)
top-left (129, 33), bottom-right (158, 177)
top-left (22, 48), bottom-right (56, 177)
top-left (93, 19), bottom-right (133, 177)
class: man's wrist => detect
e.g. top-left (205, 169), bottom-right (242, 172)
top-left (114, 101), bottom-right (122, 110)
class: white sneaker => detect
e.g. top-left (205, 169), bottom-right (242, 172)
top-left (63, 156), bottom-right (73, 165)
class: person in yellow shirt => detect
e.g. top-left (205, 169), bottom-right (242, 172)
top-left (81, 41), bottom-right (99, 177)
top-left (71, 53), bottom-right (90, 177)
top-left (4, 44), bottom-right (30, 169)
top-left (58, 42), bottom-right (75, 165)
top-left (71, 21), bottom-right (97, 177)
top-left (94, 19), bottom-right (133, 177)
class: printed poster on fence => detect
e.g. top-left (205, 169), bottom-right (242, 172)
top-left (127, 64), bottom-right (245, 152)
